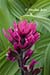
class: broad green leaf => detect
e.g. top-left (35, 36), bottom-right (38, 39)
top-left (44, 44), bottom-right (50, 75)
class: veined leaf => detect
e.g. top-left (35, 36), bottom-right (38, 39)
top-left (44, 44), bottom-right (50, 75)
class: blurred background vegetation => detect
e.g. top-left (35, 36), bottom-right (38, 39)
top-left (0, 0), bottom-right (50, 75)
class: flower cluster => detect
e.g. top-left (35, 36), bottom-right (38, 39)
top-left (3, 20), bottom-right (41, 75)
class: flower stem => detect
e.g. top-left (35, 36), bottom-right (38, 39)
top-left (21, 69), bottom-right (24, 75)
top-left (18, 51), bottom-right (25, 75)
top-left (20, 51), bottom-right (25, 75)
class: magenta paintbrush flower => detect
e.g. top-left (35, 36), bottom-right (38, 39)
top-left (3, 20), bottom-right (41, 75)
top-left (3, 20), bottom-right (40, 50)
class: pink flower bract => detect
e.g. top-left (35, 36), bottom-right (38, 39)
top-left (3, 20), bottom-right (40, 50)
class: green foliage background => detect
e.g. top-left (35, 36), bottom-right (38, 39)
top-left (0, 0), bottom-right (50, 75)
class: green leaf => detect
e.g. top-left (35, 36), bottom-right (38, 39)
top-left (44, 44), bottom-right (50, 75)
